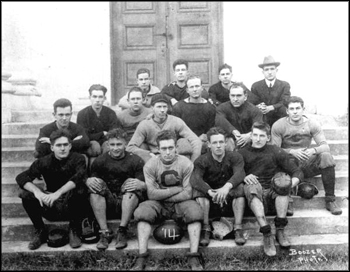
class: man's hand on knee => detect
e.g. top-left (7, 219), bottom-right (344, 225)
top-left (244, 174), bottom-right (259, 185)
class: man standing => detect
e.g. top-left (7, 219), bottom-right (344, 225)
top-left (86, 128), bottom-right (146, 250)
top-left (271, 96), bottom-right (342, 215)
top-left (215, 83), bottom-right (263, 150)
top-left (238, 122), bottom-right (303, 256)
top-left (251, 55), bottom-right (291, 127)
top-left (118, 87), bottom-right (153, 142)
top-left (209, 63), bottom-right (257, 106)
top-left (16, 129), bottom-right (87, 250)
top-left (126, 93), bottom-right (202, 163)
top-left (161, 59), bottom-right (209, 106)
top-left (118, 68), bottom-right (161, 109)
top-left (77, 84), bottom-right (121, 157)
top-left (34, 98), bottom-right (90, 159)
top-left (172, 75), bottom-right (216, 153)
top-left (190, 127), bottom-right (246, 247)
top-left (132, 130), bottom-right (204, 270)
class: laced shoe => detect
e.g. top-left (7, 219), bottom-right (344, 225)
top-left (326, 201), bottom-right (342, 215)
top-left (130, 252), bottom-right (149, 271)
top-left (96, 229), bottom-right (113, 250)
top-left (69, 228), bottom-right (82, 248)
top-left (234, 229), bottom-right (246, 246)
top-left (263, 233), bottom-right (276, 257)
top-left (28, 228), bottom-right (47, 250)
top-left (187, 252), bottom-right (203, 271)
top-left (115, 228), bottom-right (128, 249)
top-left (276, 228), bottom-right (290, 248)
top-left (199, 229), bottom-right (211, 247)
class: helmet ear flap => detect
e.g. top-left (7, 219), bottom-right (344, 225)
top-left (297, 182), bottom-right (319, 199)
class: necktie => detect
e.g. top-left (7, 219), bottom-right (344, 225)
top-left (269, 83), bottom-right (272, 88)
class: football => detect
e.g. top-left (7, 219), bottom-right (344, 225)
top-left (153, 219), bottom-right (184, 245)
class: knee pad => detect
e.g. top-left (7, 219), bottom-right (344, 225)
top-left (271, 172), bottom-right (291, 196)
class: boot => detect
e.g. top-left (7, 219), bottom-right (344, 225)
top-left (263, 232), bottom-right (276, 257)
top-left (28, 228), bottom-right (47, 250)
top-left (131, 252), bottom-right (149, 271)
top-left (234, 229), bottom-right (246, 246)
top-left (96, 229), bottom-right (114, 250)
top-left (115, 226), bottom-right (128, 249)
top-left (326, 201), bottom-right (342, 215)
top-left (199, 224), bottom-right (211, 247)
top-left (186, 252), bottom-right (203, 271)
top-left (69, 228), bottom-right (82, 248)
top-left (276, 228), bottom-right (290, 247)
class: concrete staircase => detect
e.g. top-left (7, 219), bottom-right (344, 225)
top-left (2, 110), bottom-right (349, 257)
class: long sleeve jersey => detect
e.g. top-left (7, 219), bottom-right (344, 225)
top-left (126, 114), bottom-right (202, 162)
top-left (16, 152), bottom-right (87, 192)
top-left (35, 121), bottom-right (90, 157)
top-left (271, 116), bottom-right (330, 154)
top-left (161, 81), bottom-right (209, 102)
top-left (172, 98), bottom-right (216, 136)
top-left (143, 154), bottom-right (193, 202)
top-left (190, 151), bottom-right (245, 195)
top-left (215, 101), bottom-right (263, 136)
top-left (238, 144), bottom-right (303, 189)
top-left (76, 105), bottom-right (121, 145)
top-left (90, 151), bottom-right (145, 195)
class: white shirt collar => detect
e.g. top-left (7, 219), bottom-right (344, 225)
top-left (265, 78), bottom-right (276, 88)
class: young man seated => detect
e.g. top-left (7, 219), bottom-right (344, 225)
top-left (190, 127), bottom-right (246, 247)
top-left (238, 122), bottom-right (303, 256)
top-left (85, 128), bottom-right (146, 250)
top-left (131, 130), bottom-right (204, 270)
top-left (16, 129), bottom-right (88, 250)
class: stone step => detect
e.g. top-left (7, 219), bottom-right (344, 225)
top-left (2, 233), bottom-right (348, 260)
top-left (1, 147), bottom-right (35, 163)
top-left (306, 171), bottom-right (348, 191)
top-left (2, 134), bottom-right (37, 148)
top-left (1, 161), bottom-right (32, 180)
top-left (1, 208), bottom-right (348, 242)
top-left (2, 122), bottom-right (48, 135)
top-left (322, 126), bottom-right (348, 140)
top-left (11, 110), bottom-right (79, 123)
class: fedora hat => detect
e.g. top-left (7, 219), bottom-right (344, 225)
top-left (258, 55), bottom-right (280, 68)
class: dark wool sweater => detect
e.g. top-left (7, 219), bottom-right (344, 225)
top-left (190, 151), bottom-right (245, 195)
top-left (215, 101), bottom-right (263, 135)
top-left (90, 151), bottom-right (145, 195)
top-left (77, 106), bottom-right (121, 144)
top-left (161, 81), bottom-right (209, 102)
top-left (172, 99), bottom-right (216, 136)
top-left (16, 152), bottom-right (87, 192)
top-left (238, 144), bottom-right (303, 189)
top-left (35, 121), bottom-right (90, 157)
top-left (208, 81), bottom-right (258, 105)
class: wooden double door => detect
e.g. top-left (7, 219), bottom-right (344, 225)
top-left (110, 2), bottom-right (223, 105)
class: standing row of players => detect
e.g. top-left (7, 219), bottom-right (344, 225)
top-left (16, 56), bottom-right (341, 270)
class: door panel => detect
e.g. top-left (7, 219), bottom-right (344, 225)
top-left (110, 2), bottom-right (223, 105)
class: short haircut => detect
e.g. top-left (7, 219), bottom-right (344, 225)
top-left (186, 75), bottom-right (202, 87)
top-left (173, 59), bottom-right (188, 70)
top-left (136, 68), bottom-right (150, 78)
top-left (50, 128), bottom-right (72, 145)
top-left (156, 130), bottom-right (177, 147)
top-left (230, 83), bottom-right (247, 95)
top-left (53, 98), bottom-right (72, 113)
top-left (127, 86), bottom-right (144, 99)
top-left (88, 84), bottom-right (107, 95)
top-left (207, 127), bottom-right (227, 142)
top-left (106, 128), bottom-right (128, 141)
top-left (218, 63), bottom-right (232, 74)
top-left (285, 96), bottom-right (305, 108)
top-left (251, 121), bottom-right (271, 136)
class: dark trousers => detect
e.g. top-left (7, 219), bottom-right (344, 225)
top-left (19, 187), bottom-right (88, 231)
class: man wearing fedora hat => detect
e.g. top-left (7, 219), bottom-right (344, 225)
top-left (251, 56), bottom-right (291, 127)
